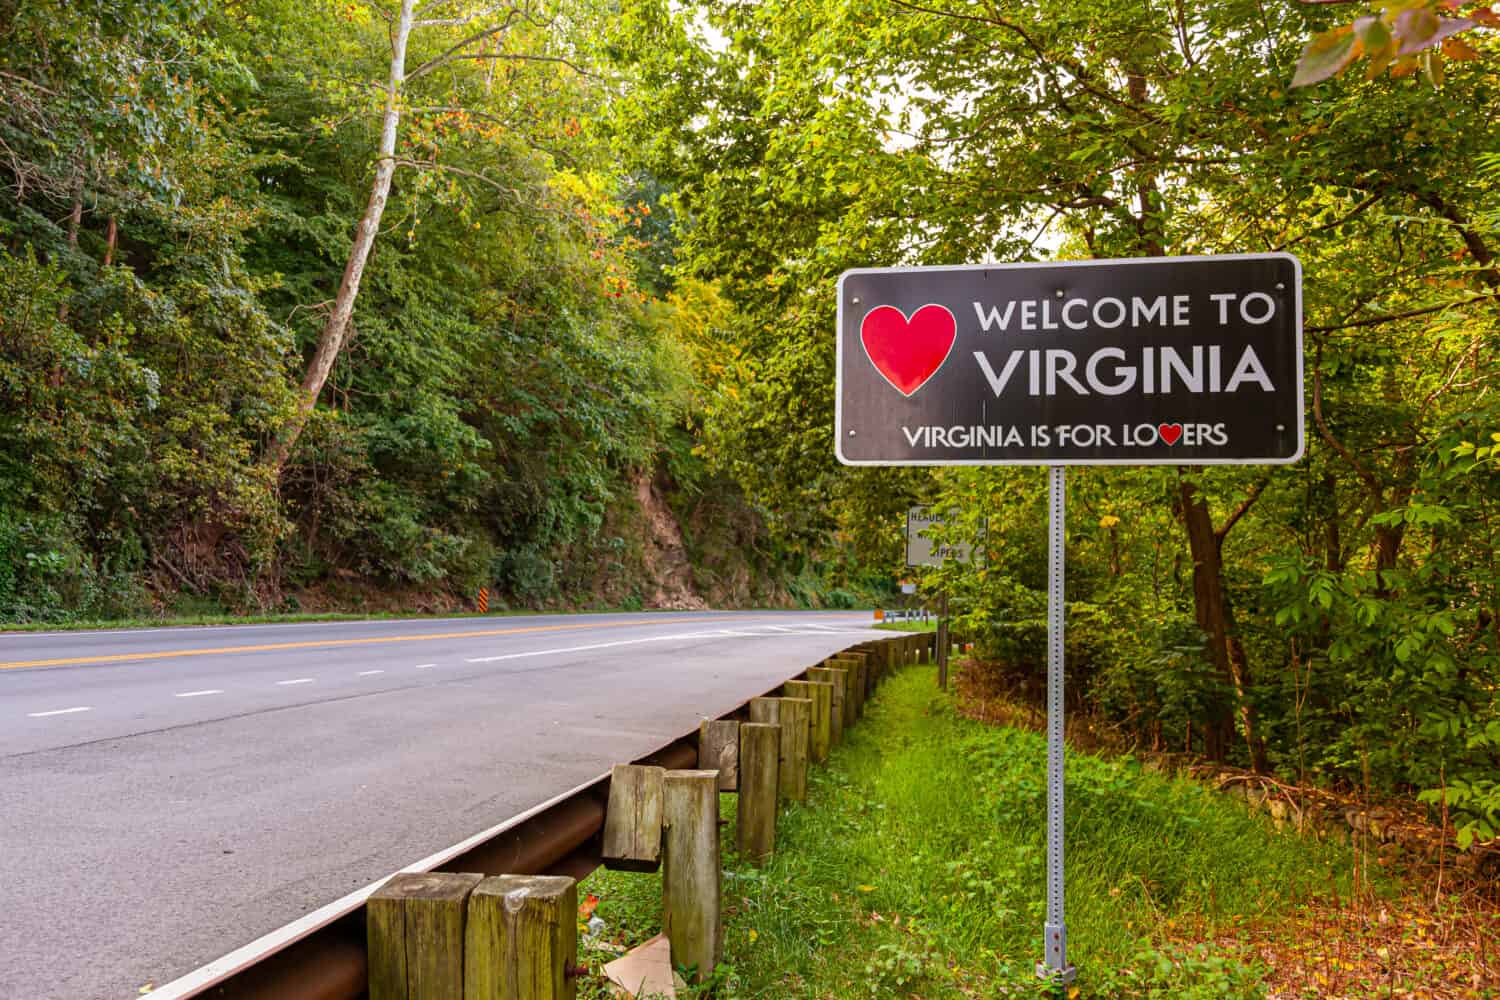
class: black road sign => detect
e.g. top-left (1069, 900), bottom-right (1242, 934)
top-left (835, 254), bottom-right (1304, 465)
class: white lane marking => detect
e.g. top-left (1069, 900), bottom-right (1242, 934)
top-left (27, 705), bottom-right (92, 718)
top-left (414, 663), bottom-right (436, 670)
top-left (175, 689), bottom-right (223, 698)
top-left (358, 669), bottom-right (384, 676)
top-left (276, 678), bottom-right (314, 686)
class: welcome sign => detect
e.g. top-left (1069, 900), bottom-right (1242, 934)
top-left (835, 255), bottom-right (1303, 465)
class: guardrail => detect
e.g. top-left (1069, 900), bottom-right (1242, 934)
top-left (150, 632), bottom-right (937, 999)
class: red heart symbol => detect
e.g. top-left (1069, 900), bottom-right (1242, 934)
top-left (1158, 423), bottom-right (1184, 445)
top-left (859, 304), bottom-right (957, 397)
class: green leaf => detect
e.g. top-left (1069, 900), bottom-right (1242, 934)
top-left (1292, 28), bottom-right (1358, 87)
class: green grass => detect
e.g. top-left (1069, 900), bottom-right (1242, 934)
top-left (873, 619), bottom-right (937, 632)
top-left (580, 667), bottom-right (1362, 998)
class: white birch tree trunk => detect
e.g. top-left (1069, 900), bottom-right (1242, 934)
top-left (264, 0), bottom-right (416, 472)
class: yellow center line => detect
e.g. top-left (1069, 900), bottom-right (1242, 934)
top-left (0, 617), bottom-right (769, 671)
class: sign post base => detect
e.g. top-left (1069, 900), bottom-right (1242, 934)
top-left (1035, 962), bottom-right (1078, 985)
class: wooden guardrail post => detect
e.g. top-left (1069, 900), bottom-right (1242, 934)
top-left (749, 695), bottom-right (810, 801)
top-left (465, 874), bottom-right (577, 1000)
top-left (784, 679), bottom-right (832, 762)
top-left (368, 872), bottom-right (485, 1000)
top-left (602, 764), bottom-right (664, 872)
top-left (853, 643), bottom-right (880, 690)
top-left (806, 666), bottom-right (846, 746)
top-left (843, 658), bottom-right (860, 724)
top-left (831, 653), bottom-right (866, 718)
top-left (662, 769), bottom-right (722, 983)
top-left (698, 719), bottom-right (738, 791)
top-left (736, 722), bottom-right (780, 862)
top-left (825, 657), bottom-right (860, 727)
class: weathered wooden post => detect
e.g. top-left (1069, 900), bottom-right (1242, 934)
top-left (831, 653), bottom-right (867, 718)
top-left (806, 666), bottom-right (846, 745)
top-left (854, 643), bottom-right (882, 689)
top-left (368, 872), bottom-right (484, 1000)
top-left (784, 679), bottom-right (832, 762)
top-left (698, 719), bottom-right (738, 791)
top-left (662, 770), bottom-right (722, 983)
top-left (843, 659), bottom-right (860, 723)
top-left (602, 764), bottom-right (664, 872)
top-left (736, 722), bottom-right (780, 862)
top-left (749, 695), bottom-right (810, 801)
top-left (464, 875), bottom-right (577, 1000)
top-left (827, 656), bottom-right (861, 726)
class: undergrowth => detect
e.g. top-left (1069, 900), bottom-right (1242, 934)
top-left (576, 666), bottom-right (1412, 998)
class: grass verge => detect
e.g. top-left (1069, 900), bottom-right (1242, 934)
top-left (576, 665), bottom-right (1413, 998)
top-left (873, 620), bottom-right (937, 633)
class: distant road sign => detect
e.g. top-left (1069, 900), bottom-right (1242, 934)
top-left (836, 254), bottom-right (1303, 466)
top-left (906, 506), bottom-right (973, 567)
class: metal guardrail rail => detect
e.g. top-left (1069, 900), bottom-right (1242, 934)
top-left (148, 635), bottom-right (920, 999)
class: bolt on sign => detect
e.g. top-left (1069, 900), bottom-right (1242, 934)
top-left (906, 506), bottom-right (973, 567)
top-left (835, 255), bottom-right (1303, 465)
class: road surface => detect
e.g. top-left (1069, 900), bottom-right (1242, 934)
top-left (0, 610), bottom-right (876, 999)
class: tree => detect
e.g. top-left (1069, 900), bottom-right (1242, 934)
top-left (261, 0), bottom-right (599, 472)
top-left (615, 0), bottom-right (1499, 824)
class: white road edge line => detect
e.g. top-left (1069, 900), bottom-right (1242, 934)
top-left (26, 705), bottom-right (92, 718)
top-left (141, 770), bottom-right (611, 999)
top-left (357, 669), bottom-right (384, 676)
top-left (462, 625), bottom-right (878, 665)
top-left (174, 690), bottom-right (223, 698)
top-left (414, 663), bottom-right (436, 669)
top-left (465, 631), bottom-right (718, 663)
top-left (275, 678), bottom-right (313, 686)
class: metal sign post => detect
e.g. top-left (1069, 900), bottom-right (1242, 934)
top-left (834, 253), bottom-right (1305, 986)
top-left (1039, 465), bottom-right (1075, 982)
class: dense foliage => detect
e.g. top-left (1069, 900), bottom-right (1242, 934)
top-left (0, 0), bottom-right (825, 620)
top-left (613, 1), bottom-right (1499, 842)
top-left (2, 1), bottom-right (1496, 840)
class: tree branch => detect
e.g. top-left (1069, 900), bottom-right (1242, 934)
top-left (406, 8), bottom-right (522, 79)
top-left (1274, 192), bottom-right (1382, 251)
top-left (387, 157), bottom-right (523, 200)
top-left (1216, 475), bottom-right (1270, 542)
top-left (1305, 294), bottom-right (1494, 332)
top-left (1312, 340), bottom-right (1383, 497)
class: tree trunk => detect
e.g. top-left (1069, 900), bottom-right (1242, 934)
top-left (1178, 478), bottom-right (1268, 771)
top-left (262, 0), bottom-right (416, 473)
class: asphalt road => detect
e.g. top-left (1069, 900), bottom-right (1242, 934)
top-left (0, 610), bottom-right (877, 999)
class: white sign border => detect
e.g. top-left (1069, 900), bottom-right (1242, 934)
top-left (834, 253), bottom-right (1306, 467)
